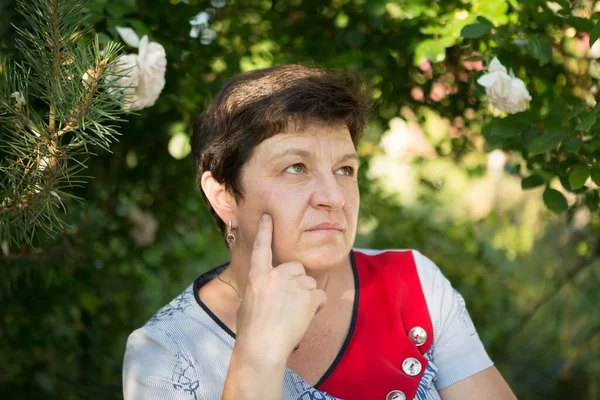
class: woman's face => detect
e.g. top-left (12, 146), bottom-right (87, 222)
top-left (233, 122), bottom-right (360, 271)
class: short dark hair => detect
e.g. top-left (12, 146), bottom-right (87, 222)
top-left (191, 64), bottom-right (371, 236)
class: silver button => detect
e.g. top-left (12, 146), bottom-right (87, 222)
top-left (386, 390), bottom-right (406, 400)
top-left (402, 357), bottom-right (422, 376)
top-left (408, 326), bottom-right (428, 347)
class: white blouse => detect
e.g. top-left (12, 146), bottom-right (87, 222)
top-left (123, 249), bottom-right (493, 400)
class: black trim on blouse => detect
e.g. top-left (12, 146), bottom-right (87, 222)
top-left (315, 250), bottom-right (359, 388)
top-left (192, 250), bottom-right (360, 386)
top-left (193, 262), bottom-right (236, 339)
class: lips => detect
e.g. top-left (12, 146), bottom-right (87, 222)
top-left (306, 222), bottom-right (345, 232)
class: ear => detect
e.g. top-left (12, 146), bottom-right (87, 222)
top-left (200, 171), bottom-right (236, 225)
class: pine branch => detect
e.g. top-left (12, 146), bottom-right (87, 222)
top-left (0, 0), bottom-right (127, 247)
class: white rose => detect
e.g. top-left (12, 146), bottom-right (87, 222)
top-left (477, 57), bottom-right (532, 114)
top-left (133, 36), bottom-right (167, 110)
top-left (189, 11), bottom-right (210, 28)
top-left (109, 54), bottom-right (140, 110)
top-left (589, 37), bottom-right (600, 59)
top-left (115, 26), bottom-right (141, 48)
top-left (114, 27), bottom-right (167, 111)
top-left (590, 60), bottom-right (600, 80)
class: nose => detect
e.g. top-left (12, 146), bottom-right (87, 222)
top-left (310, 171), bottom-right (346, 211)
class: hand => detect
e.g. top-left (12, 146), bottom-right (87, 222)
top-left (234, 214), bottom-right (327, 367)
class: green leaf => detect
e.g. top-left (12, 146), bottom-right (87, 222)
top-left (591, 167), bottom-right (600, 186)
top-left (124, 18), bottom-right (151, 38)
top-left (79, 292), bottom-right (101, 314)
top-left (576, 111), bottom-right (598, 132)
top-left (85, 2), bottom-right (106, 24)
top-left (568, 165), bottom-right (589, 190)
top-left (568, 16), bottom-right (594, 33)
top-left (122, 0), bottom-right (137, 8)
top-left (521, 174), bottom-right (545, 190)
top-left (583, 138), bottom-right (600, 151)
top-left (106, 2), bottom-right (128, 18)
top-left (522, 127), bottom-right (542, 147)
top-left (460, 23), bottom-right (492, 39)
top-left (567, 104), bottom-right (587, 119)
top-left (543, 188), bottom-right (569, 214)
top-left (97, 33), bottom-right (112, 46)
top-left (560, 175), bottom-right (585, 193)
top-left (551, 0), bottom-right (570, 10)
top-left (562, 137), bottom-right (582, 153)
top-left (591, 20), bottom-right (600, 47)
top-left (527, 131), bottom-right (564, 155)
top-left (486, 116), bottom-right (528, 138)
top-left (476, 16), bottom-right (495, 28)
top-left (491, 25), bottom-right (510, 46)
top-left (527, 34), bottom-right (553, 66)
top-left (481, 128), bottom-right (504, 146)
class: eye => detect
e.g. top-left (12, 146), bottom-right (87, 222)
top-left (284, 163), bottom-right (305, 175)
top-left (335, 166), bottom-right (355, 176)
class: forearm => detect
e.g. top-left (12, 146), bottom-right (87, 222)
top-left (222, 344), bottom-right (287, 400)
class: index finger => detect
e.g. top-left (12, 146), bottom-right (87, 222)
top-left (250, 214), bottom-right (273, 273)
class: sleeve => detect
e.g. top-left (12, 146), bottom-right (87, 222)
top-left (123, 327), bottom-right (204, 400)
top-left (413, 250), bottom-right (494, 391)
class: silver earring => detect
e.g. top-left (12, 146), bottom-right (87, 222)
top-left (226, 220), bottom-right (236, 245)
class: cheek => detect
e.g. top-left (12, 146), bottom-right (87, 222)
top-left (344, 182), bottom-right (360, 207)
top-left (242, 175), bottom-right (276, 211)
top-left (249, 184), bottom-right (306, 220)
top-left (344, 185), bottom-right (360, 225)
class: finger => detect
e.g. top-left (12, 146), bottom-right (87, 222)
top-left (311, 289), bottom-right (327, 315)
top-left (295, 275), bottom-right (317, 290)
top-left (276, 261), bottom-right (306, 278)
top-left (250, 214), bottom-right (273, 274)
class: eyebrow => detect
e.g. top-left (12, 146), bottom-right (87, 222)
top-left (338, 153), bottom-right (360, 163)
top-left (270, 148), bottom-right (312, 161)
top-left (271, 148), bottom-right (359, 164)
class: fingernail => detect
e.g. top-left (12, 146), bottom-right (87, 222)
top-left (261, 214), bottom-right (270, 223)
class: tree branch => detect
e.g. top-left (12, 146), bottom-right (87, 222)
top-left (560, 324), bottom-right (600, 379)
top-left (505, 245), bottom-right (598, 343)
top-left (57, 58), bottom-right (109, 137)
top-left (47, 0), bottom-right (62, 132)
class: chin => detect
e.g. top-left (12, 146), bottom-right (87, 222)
top-left (296, 243), bottom-right (351, 271)
top-left (272, 233), bottom-right (354, 270)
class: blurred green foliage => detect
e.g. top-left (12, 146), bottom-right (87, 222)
top-left (1, 0), bottom-right (600, 399)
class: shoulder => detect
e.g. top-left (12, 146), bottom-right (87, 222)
top-left (124, 283), bottom-right (199, 359)
top-left (124, 283), bottom-right (211, 373)
top-left (352, 248), bottom-right (444, 281)
top-left (353, 248), bottom-right (493, 389)
top-left (123, 284), bottom-right (211, 399)
top-left (352, 248), bottom-right (469, 330)
top-left (145, 283), bottom-right (199, 327)
top-left (352, 247), bottom-right (451, 329)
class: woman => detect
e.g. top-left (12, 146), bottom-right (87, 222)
top-left (123, 65), bottom-right (517, 400)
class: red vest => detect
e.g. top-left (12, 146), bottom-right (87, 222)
top-left (316, 250), bottom-right (434, 400)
